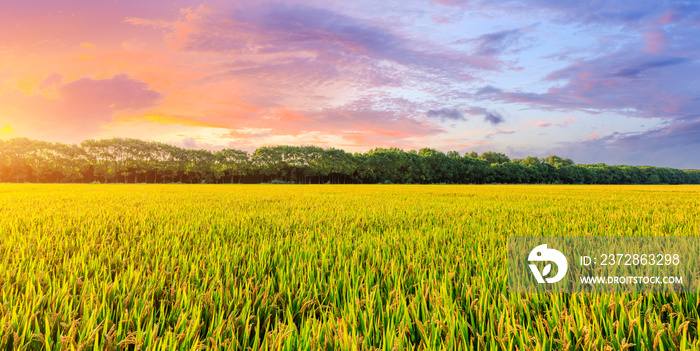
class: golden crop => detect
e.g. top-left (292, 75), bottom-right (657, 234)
top-left (1, 184), bottom-right (699, 350)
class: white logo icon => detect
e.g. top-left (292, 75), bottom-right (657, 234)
top-left (528, 244), bottom-right (568, 283)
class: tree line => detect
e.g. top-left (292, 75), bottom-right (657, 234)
top-left (1, 137), bottom-right (698, 184)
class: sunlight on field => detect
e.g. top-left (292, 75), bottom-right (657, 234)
top-left (1, 184), bottom-right (699, 350)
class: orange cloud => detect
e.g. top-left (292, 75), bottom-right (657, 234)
top-left (118, 114), bottom-right (221, 128)
top-left (0, 74), bottom-right (162, 142)
top-left (266, 107), bottom-right (312, 122)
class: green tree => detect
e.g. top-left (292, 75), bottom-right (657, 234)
top-left (544, 155), bottom-right (574, 167)
top-left (479, 151), bottom-right (510, 165)
top-left (217, 149), bottom-right (250, 183)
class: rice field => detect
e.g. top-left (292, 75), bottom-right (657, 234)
top-left (1, 184), bottom-right (699, 350)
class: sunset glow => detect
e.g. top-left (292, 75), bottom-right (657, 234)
top-left (2, 0), bottom-right (698, 167)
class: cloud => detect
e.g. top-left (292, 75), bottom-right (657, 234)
top-left (38, 73), bottom-right (64, 92)
top-left (607, 120), bottom-right (700, 152)
top-left (475, 85), bottom-right (503, 96)
top-left (469, 29), bottom-right (524, 56)
top-left (431, 0), bottom-right (700, 27)
top-left (169, 95), bottom-right (445, 147)
top-left (208, 57), bottom-right (348, 97)
top-left (182, 137), bottom-right (198, 149)
top-left (484, 129), bottom-right (515, 140)
top-left (59, 74), bottom-right (161, 112)
top-left (120, 114), bottom-right (218, 128)
top-left (548, 120), bottom-right (700, 168)
top-left (607, 57), bottom-right (689, 78)
top-left (116, 3), bottom-right (506, 148)
top-left (4, 0), bottom-right (699, 167)
top-left (313, 99), bottom-right (444, 140)
top-left (227, 128), bottom-right (272, 139)
top-left (477, 51), bottom-right (699, 120)
top-left (450, 27), bottom-right (530, 71)
top-left (427, 108), bottom-right (466, 121)
top-left (0, 74), bottom-right (162, 141)
top-left (431, 0), bottom-right (472, 7)
top-left (529, 117), bottom-right (576, 128)
top-left (128, 3), bottom-right (496, 92)
top-left (136, 4), bottom-right (490, 72)
top-left (483, 111), bottom-right (504, 125)
top-left (425, 106), bottom-right (505, 125)
top-left (466, 106), bottom-right (505, 125)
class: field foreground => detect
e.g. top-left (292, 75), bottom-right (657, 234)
top-left (1, 184), bottom-right (700, 350)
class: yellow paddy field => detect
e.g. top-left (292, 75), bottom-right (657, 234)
top-left (1, 184), bottom-right (699, 350)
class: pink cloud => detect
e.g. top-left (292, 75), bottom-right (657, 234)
top-left (1, 74), bottom-right (162, 141)
top-left (528, 117), bottom-right (576, 129)
top-left (113, 4), bottom-right (479, 147)
top-left (59, 74), bottom-right (161, 112)
top-left (643, 29), bottom-right (667, 54)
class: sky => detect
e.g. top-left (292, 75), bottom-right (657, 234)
top-left (1, 0), bottom-right (699, 168)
